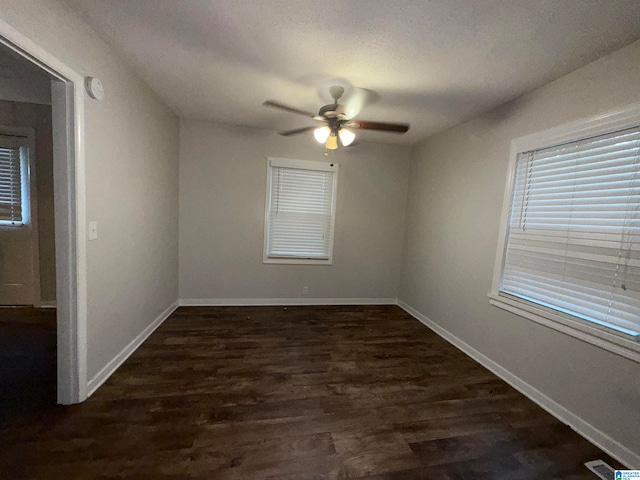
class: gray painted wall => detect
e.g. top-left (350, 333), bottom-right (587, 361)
top-left (0, 0), bottom-right (180, 379)
top-left (0, 49), bottom-right (51, 105)
top-left (179, 120), bottom-right (410, 302)
top-left (399, 39), bottom-right (640, 460)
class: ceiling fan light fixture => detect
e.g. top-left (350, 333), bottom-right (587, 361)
top-left (314, 126), bottom-right (331, 144)
top-left (265, 84), bottom-right (409, 150)
top-left (338, 128), bottom-right (355, 146)
top-left (325, 133), bottom-right (339, 150)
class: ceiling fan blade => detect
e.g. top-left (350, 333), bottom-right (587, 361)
top-left (278, 126), bottom-right (317, 136)
top-left (346, 120), bottom-right (410, 133)
top-left (343, 88), bottom-right (379, 119)
top-left (263, 100), bottom-right (317, 118)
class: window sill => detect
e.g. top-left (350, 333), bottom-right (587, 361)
top-left (488, 292), bottom-right (640, 364)
top-left (263, 257), bottom-right (332, 265)
top-left (0, 223), bottom-right (26, 229)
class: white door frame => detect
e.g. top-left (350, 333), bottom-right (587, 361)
top-left (0, 20), bottom-right (88, 404)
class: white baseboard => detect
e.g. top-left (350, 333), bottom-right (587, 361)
top-left (179, 297), bottom-right (398, 307)
top-left (37, 301), bottom-right (57, 308)
top-left (87, 300), bottom-right (179, 397)
top-left (397, 300), bottom-right (640, 469)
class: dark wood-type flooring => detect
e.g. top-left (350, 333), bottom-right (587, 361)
top-left (0, 307), bottom-right (57, 424)
top-left (0, 305), bottom-right (622, 479)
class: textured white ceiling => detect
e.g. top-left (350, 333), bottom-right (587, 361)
top-left (66, 0), bottom-right (640, 144)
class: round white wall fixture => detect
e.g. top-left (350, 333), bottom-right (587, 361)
top-left (84, 77), bottom-right (104, 100)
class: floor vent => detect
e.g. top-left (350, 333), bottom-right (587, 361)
top-left (585, 460), bottom-right (615, 480)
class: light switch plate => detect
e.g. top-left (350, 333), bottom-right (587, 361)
top-left (88, 221), bottom-right (98, 240)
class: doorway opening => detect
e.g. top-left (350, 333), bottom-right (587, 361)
top-left (0, 21), bottom-right (87, 405)
top-left (0, 47), bottom-right (57, 417)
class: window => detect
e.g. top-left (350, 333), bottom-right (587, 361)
top-left (263, 157), bottom-right (338, 264)
top-left (0, 135), bottom-right (29, 226)
top-left (491, 105), bottom-right (640, 360)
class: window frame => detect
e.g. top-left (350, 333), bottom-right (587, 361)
top-left (263, 157), bottom-right (339, 265)
top-left (0, 127), bottom-right (35, 229)
top-left (490, 103), bottom-right (640, 363)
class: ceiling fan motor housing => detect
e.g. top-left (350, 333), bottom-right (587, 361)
top-left (319, 103), bottom-right (347, 119)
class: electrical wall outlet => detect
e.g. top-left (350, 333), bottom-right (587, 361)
top-left (302, 286), bottom-right (309, 295)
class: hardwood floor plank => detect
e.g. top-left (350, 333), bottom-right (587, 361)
top-left (340, 448), bottom-right (422, 478)
top-left (332, 429), bottom-right (410, 455)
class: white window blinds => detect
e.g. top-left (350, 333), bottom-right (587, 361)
top-left (501, 125), bottom-right (640, 338)
top-left (0, 144), bottom-right (23, 225)
top-left (265, 158), bottom-right (338, 261)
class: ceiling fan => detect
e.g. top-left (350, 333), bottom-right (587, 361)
top-left (263, 85), bottom-right (410, 150)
